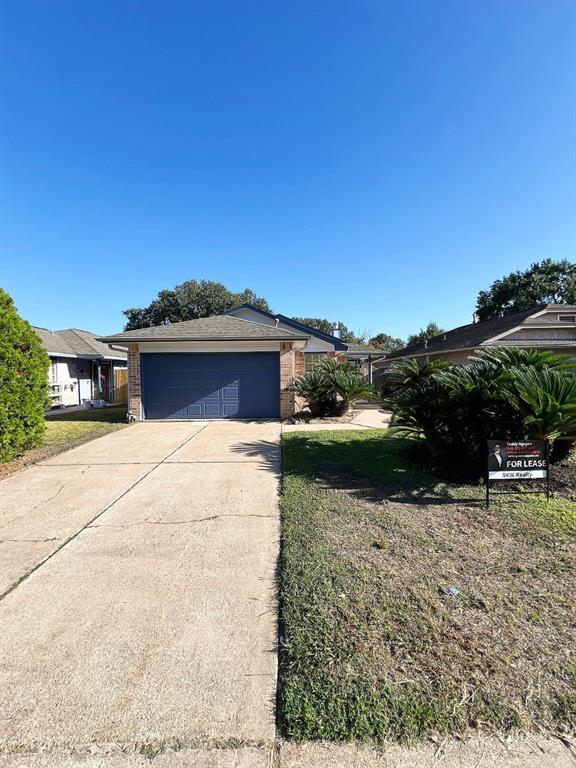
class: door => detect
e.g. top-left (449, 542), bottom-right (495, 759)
top-left (140, 352), bottom-right (280, 419)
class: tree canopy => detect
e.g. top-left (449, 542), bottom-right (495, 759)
top-left (290, 316), bottom-right (359, 342)
top-left (290, 317), bottom-right (388, 345)
top-left (123, 284), bottom-right (405, 349)
top-left (123, 280), bottom-right (271, 330)
top-left (406, 321), bottom-right (444, 347)
top-left (368, 332), bottom-right (405, 351)
top-left (475, 259), bottom-right (576, 321)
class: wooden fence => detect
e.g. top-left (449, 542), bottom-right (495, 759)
top-left (113, 368), bottom-right (128, 405)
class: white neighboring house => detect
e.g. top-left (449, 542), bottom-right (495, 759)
top-left (33, 327), bottom-right (128, 408)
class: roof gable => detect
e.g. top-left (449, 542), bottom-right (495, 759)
top-left (226, 304), bottom-right (348, 350)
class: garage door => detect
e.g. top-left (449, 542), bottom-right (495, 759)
top-left (140, 352), bottom-right (280, 419)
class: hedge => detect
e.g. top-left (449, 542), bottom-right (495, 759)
top-left (0, 288), bottom-right (50, 462)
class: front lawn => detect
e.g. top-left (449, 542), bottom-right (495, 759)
top-left (0, 406), bottom-right (128, 480)
top-left (279, 429), bottom-right (576, 743)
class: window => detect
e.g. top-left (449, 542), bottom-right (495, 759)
top-left (305, 352), bottom-right (327, 371)
top-left (558, 314), bottom-right (576, 323)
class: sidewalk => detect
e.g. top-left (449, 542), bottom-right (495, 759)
top-left (283, 408), bottom-right (391, 432)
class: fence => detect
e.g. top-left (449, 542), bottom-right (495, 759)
top-left (113, 368), bottom-right (128, 405)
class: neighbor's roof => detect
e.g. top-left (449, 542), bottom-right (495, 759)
top-left (385, 307), bottom-right (541, 360)
top-left (33, 327), bottom-right (127, 359)
top-left (97, 314), bottom-right (310, 343)
top-left (226, 304), bottom-right (349, 350)
top-left (345, 342), bottom-right (388, 356)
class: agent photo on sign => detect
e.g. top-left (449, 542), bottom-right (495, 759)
top-left (488, 444), bottom-right (507, 472)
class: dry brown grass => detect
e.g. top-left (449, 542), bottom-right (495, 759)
top-left (280, 429), bottom-right (576, 742)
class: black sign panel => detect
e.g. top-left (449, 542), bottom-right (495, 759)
top-left (487, 440), bottom-right (548, 481)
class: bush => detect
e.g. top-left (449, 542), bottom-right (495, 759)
top-left (383, 349), bottom-right (576, 477)
top-left (292, 358), bottom-right (374, 417)
top-left (0, 289), bottom-right (50, 462)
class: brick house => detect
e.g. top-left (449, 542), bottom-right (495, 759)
top-left (97, 305), bottom-right (381, 420)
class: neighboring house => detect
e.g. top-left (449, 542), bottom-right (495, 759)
top-left (33, 327), bottom-right (128, 408)
top-left (97, 305), bottom-right (386, 420)
top-left (373, 304), bottom-right (576, 383)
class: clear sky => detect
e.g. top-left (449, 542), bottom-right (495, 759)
top-left (1, 0), bottom-right (575, 340)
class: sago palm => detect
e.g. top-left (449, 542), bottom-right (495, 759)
top-left (332, 370), bottom-right (374, 412)
top-left (472, 347), bottom-right (576, 372)
top-left (292, 370), bottom-right (332, 417)
top-left (507, 366), bottom-right (576, 443)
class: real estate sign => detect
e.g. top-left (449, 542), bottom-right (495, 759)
top-left (487, 440), bottom-right (548, 480)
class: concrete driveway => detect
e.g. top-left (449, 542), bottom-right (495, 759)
top-left (0, 421), bottom-right (280, 762)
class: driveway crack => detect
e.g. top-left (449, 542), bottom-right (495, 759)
top-left (0, 537), bottom-right (61, 544)
top-left (87, 513), bottom-right (277, 529)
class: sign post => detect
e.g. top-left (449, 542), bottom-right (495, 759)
top-left (485, 439), bottom-right (550, 508)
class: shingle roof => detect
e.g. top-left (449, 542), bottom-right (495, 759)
top-left (97, 314), bottom-right (310, 343)
top-left (33, 327), bottom-right (127, 359)
top-left (226, 305), bottom-right (349, 350)
top-left (345, 342), bottom-right (387, 355)
top-left (33, 327), bottom-right (76, 356)
top-left (385, 307), bottom-right (540, 360)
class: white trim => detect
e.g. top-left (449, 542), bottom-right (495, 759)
top-left (139, 341), bottom-right (284, 353)
top-left (525, 307), bottom-right (550, 320)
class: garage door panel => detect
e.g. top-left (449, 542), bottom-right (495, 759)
top-left (141, 353), bottom-right (280, 419)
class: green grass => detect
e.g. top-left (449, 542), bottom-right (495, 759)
top-left (0, 407), bottom-right (128, 478)
top-left (46, 405), bottom-right (127, 423)
top-left (44, 406), bottom-right (128, 448)
top-left (279, 429), bottom-right (576, 744)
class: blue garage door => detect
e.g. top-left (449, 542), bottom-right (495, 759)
top-left (141, 352), bottom-right (280, 419)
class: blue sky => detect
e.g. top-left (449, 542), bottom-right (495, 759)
top-left (1, 0), bottom-right (575, 340)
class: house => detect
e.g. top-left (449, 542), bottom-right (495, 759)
top-left (33, 327), bottom-right (128, 408)
top-left (373, 304), bottom-right (576, 382)
top-left (97, 305), bottom-right (385, 420)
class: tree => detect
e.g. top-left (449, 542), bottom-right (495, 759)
top-left (407, 321), bottom-right (444, 347)
top-left (0, 289), bottom-right (50, 463)
top-left (123, 280), bottom-right (271, 330)
top-left (368, 332), bottom-right (405, 351)
top-left (475, 259), bottom-right (576, 321)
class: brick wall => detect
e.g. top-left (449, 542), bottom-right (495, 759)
top-left (294, 350), bottom-right (306, 412)
top-left (295, 350), bottom-right (305, 376)
top-left (280, 342), bottom-right (297, 419)
top-left (127, 343), bottom-right (142, 419)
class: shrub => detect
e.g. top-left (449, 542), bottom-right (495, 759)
top-left (383, 349), bottom-right (576, 477)
top-left (379, 358), bottom-right (450, 396)
top-left (0, 289), bottom-right (50, 462)
top-left (292, 358), bottom-right (374, 417)
top-left (292, 370), bottom-right (334, 417)
top-left (332, 370), bottom-right (374, 414)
